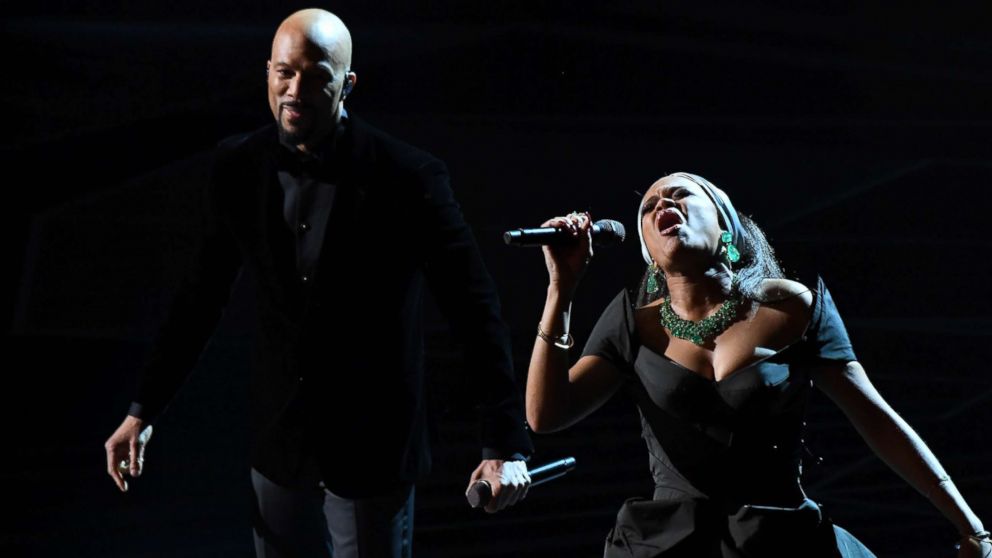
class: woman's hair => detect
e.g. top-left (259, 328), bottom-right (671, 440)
top-left (634, 176), bottom-right (784, 307)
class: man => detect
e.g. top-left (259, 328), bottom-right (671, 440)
top-left (104, 9), bottom-right (532, 557)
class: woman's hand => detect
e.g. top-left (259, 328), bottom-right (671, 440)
top-left (541, 211), bottom-right (593, 298)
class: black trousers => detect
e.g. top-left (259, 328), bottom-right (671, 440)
top-left (250, 468), bottom-right (414, 558)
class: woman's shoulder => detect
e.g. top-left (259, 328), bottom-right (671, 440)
top-left (753, 278), bottom-right (814, 317)
top-left (592, 289), bottom-right (638, 328)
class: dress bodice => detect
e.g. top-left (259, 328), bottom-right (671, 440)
top-left (582, 277), bottom-right (856, 507)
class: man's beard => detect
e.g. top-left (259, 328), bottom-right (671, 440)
top-left (277, 119), bottom-right (313, 146)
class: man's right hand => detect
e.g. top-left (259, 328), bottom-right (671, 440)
top-left (104, 416), bottom-right (153, 493)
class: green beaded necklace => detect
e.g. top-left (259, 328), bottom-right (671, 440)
top-left (659, 288), bottom-right (741, 346)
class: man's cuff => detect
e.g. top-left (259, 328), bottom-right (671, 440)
top-left (127, 401), bottom-right (153, 422)
top-left (482, 448), bottom-right (530, 462)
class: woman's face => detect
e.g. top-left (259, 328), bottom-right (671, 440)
top-left (640, 175), bottom-right (724, 270)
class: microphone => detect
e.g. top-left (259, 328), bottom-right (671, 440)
top-left (503, 219), bottom-right (626, 247)
top-left (466, 457), bottom-right (577, 509)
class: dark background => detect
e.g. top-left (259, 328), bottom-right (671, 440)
top-left (3, 1), bottom-right (990, 556)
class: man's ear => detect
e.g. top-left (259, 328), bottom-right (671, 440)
top-left (342, 72), bottom-right (357, 98)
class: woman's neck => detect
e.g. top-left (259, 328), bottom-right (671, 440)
top-left (664, 268), bottom-right (733, 320)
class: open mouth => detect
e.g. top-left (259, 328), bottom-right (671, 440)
top-left (655, 209), bottom-right (684, 235)
top-left (282, 103), bottom-right (307, 121)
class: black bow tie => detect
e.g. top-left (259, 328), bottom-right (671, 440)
top-left (273, 144), bottom-right (327, 177)
top-left (271, 119), bottom-right (350, 178)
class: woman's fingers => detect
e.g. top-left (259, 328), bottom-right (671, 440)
top-left (542, 211), bottom-right (590, 235)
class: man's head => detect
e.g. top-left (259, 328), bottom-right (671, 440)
top-left (266, 9), bottom-right (357, 151)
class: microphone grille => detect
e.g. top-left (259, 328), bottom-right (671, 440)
top-left (594, 219), bottom-right (626, 243)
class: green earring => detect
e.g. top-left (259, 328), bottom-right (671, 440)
top-left (721, 231), bottom-right (740, 264)
top-left (646, 261), bottom-right (661, 294)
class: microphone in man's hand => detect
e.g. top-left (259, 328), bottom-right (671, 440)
top-left (466, 457), bottom-right (577, 509)
top-left (503, 220), bottom-right (625, 247)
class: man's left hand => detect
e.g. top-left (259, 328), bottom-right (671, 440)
top-left (466, 459), bottom-right (530, 513)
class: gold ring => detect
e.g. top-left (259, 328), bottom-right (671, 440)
top-left (117, 459), bottom-right (129, 475)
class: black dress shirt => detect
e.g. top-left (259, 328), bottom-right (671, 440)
top-left (273, 123), bottom-right (346, 283)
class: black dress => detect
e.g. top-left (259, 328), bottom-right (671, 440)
top-left (582, 277), bottom-right (876, 558)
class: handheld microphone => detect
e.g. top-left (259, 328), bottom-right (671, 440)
top-left (466, 457), bottom-right (577, 508)
top-left (503, 220), bottom-right (625, 247)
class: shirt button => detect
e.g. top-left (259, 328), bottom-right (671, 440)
top-left (298, 222), bottom-right (311, 233)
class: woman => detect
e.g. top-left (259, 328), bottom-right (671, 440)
top-left (526, 172), bottom-right (989, 557)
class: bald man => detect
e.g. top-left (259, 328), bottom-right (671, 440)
top-left (104, 9), bottom-right (533, 557)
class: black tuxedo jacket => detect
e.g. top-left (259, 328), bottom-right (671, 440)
top-left (132, 115), bottom-right (532, 496)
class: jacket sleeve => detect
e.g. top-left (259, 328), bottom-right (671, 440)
top-left (129, 147), bottom-right (243, 423)
top-left (417, 159), bottom-right (534, 460)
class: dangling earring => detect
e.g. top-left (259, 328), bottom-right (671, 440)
top-left (646, 261), bottom-right (661, 294)
top-left (720, 231), bottom-right (741, 265)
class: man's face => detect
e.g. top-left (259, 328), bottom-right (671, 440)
top-left (266, 30), bottom-right (347, 147)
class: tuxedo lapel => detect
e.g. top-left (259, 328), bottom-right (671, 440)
top-left (258, 136), bottom-right (308, 314)
top-left (308, 117), bottom-right (373, 291)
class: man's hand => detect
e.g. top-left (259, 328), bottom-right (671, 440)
top-left (466, 459), bottom-right (530, 513)
top-left (104, 416), bottom-right (153, 493)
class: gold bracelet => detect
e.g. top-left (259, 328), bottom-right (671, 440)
top-left (537, 324), bottom-right (574, 350)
